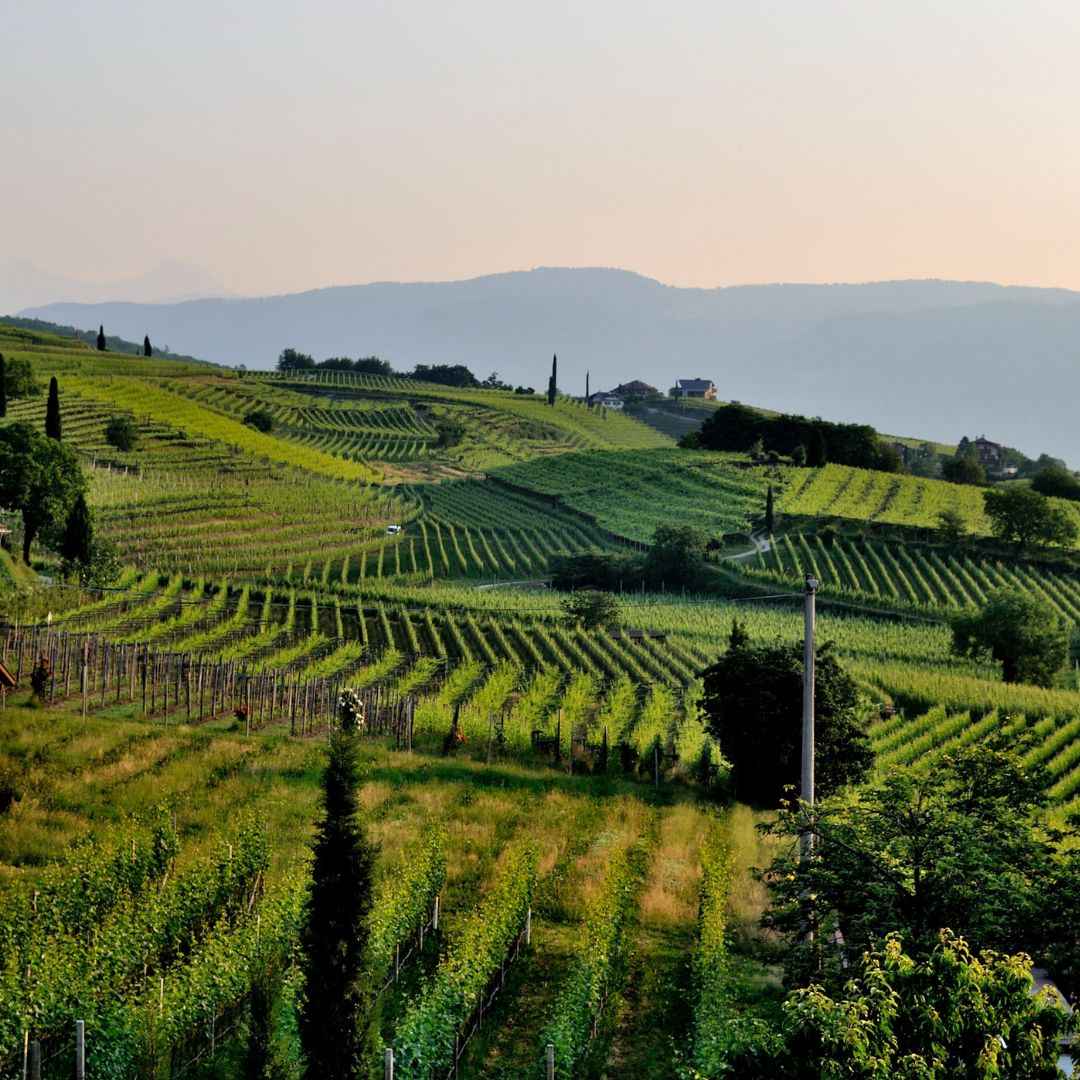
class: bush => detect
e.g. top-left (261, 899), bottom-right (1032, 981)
top-left (1032, 464), bottom-right (1080, 501)
top-left (243, 409), bottom-right (275, 433)
top-left (104, 415), bottom-right (139, 452)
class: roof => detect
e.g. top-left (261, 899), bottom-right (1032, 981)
top-left (677, 378), bottom-right (715, 390)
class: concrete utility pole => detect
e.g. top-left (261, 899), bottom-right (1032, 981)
top-left (801, 575), bottom-right (818, 861)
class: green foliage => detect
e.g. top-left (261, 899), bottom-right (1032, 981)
top-left (763, 741), bottom-right (1053, 987)
top-left (0, 353), bottom-right (6, 418)
top-left (96, 324), bottom-right (106, 351)
top-left (645, 523), bottom-right (708, 586)
top-left (435, 415), bottom-right (466, 447)
top-left (365, 828), bottom-right (445, 981)
top-left (299, 725), bottom-right (378, 1079)
top-left (277, 347), bottom-right (315, 371)
top-left (2, 356), bottom-right (40, 398)
top-left (1032, 463), bottom-right (1080, 501)
top-left (942, 452), bottom-right (986, 485)
top-left (394, 842), bottom-right (538, 1078)
top-left (45, 375), bottom-right (61, 439)
top-left (59, 491), bottom-right (93, 565)
top-left (780, 931), bottom-right (1070, 1079)
top-left (411, 362), bottom-right (479, 388)
top-left (541, 834), bottom-right (651, 1072)
top-left (952, 589), bottom-right (1069, 685)
top-left (700, 639), bottom-right (872, 805)
top-left (105, 412), bottom-right (139, 451)
top-left (984, 486), bottom-right (1078, 550)
top-left (689, 825), bottom-right (782, 1077)
top-left (0, 421), bottom-right (86, 562)
top-left (243, 407), bottom-right (275, 433)
top-left (2, 820), bottom-right (268, 1069)
top-left (561, 588), bottom-right (621, 629)
top-left (936, 506), bottom-right (967, 544)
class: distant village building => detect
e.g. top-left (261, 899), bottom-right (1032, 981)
top-left (972, 435), bottom-right (1004, 469)
top-left (671, 378), bottom-right (717, 400)
top-left (594, 394), bottom-right (625, 410)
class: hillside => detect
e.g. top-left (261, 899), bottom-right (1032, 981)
top-left (21, 268), bottom-right (1080, 464)
top-left (3, 326), bottom-right (1080, 1076)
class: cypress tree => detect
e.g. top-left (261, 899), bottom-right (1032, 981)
top-left (765, 485), bottom-right (775, 533)
top-left (547, 353), bottom-right (557, 407)
top-left (143, 334), bottom-right (152, 357)
top-left (0, 353), bottom-right (6, 418)
top-left (60, 492), bottom-right (93, 566)
top-left (585, 369), bottom-right (590, 406)
top-left (298, 707), bottom-right (377, 1078)
top-left (45, 376), bottom-right (61, 440)
top-left (96, 325), bottom-right (106, 351)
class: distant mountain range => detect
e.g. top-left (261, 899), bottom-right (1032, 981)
top-left (18, 267), bottom-right (1080, 464)
top-left (2, 258), bottom-right (229, 312)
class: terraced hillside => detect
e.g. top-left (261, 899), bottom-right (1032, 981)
top-left (743, 532), bottom-right (1080, 623)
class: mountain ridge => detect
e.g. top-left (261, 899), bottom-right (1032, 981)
top-left (19, 267), bottom-right (1079, 463)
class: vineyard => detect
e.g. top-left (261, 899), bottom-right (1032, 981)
top-left (3, 320), bottom-right (1080, 1075)
top-left (742, 531), bottom-right (1080, 623)
top-left (780, 461), bottom-right (1080, 541)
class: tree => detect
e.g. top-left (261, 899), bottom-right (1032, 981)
top-left (434, 415), bottom-right (466, 447)
top-left (0, 423), bottom-right (85, 563)
top-left (45, 376), bottom-right (61, 440)
top-left (0, 354), bottom-right (6, 419)
top-left (561, 590), bottom-right (621, 630)
top-left (952, 589), bottom-right (1068, 685)
top-left (806, 427), bottom-right (827, 467)
top-left (942, 452), bottom-right (986, 485)
top-left (644, 524), bottom-right (708, 587)
top-left (1032, 463), bottom-right (1080, 501)
top-left (936, 507), bottom-right (967, 545)
top-left (143, 335), bottom-right (152, 358)
top-left (96, 325), bottom-right (106, 351)
top-left (779, 931), bottom-right (1069, 1079)
top-left (764, 740), bottom-right (1054, 989)
top-left (699, 638), bottom-right (872, 805)
top-left (299, 701), bottom-right (377, 1078)
top-left (547, 353), bottom-right (557, 406)
top-left (105, 414), bottom-right (139, 451)
top-left (60, 492), bottom-right (93, 566)
top-left (243, 409), bottom-right (275, 433)
top-left (2, 358), bottom-right (39, 399)
top-left (983, 486), bottom-right (1078, 550)
top-left (765, 486), bottom-right (775, 533)
top-left (353, 356), bottom-right (393, 375)
top-left (585, 369), bottom-right (590, 405)
top-left (277, 348), bottom-right (315, 372)
top-left (410, 363), bottom-right (478, 387)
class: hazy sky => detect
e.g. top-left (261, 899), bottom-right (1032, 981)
top-left (5, 1), bottom-right (1080, 297)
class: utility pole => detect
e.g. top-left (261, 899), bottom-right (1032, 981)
top-left (801, 575), bottom-right (818, 861)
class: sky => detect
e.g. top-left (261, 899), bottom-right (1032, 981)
top-left (5, 0), bottom-right (1080, 300)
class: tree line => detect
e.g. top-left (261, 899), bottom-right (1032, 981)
top-left (276, 348), bottom-right (535, 393)
top-left (681, 402), bottom-right (903, 472)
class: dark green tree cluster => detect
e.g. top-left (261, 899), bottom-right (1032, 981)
top-left (983, 487), bottom-right (1077, 550)
top-left (1032, 463), bottom-right (1080, 501)
top-left (560, 589), bottom-right (621, 629)
top-left (0, 423), bottom-right (85, 563)
top-left (698, 628), bottom-right (873, 805)
top-left (941, 453), bottom-right (986, 485)
top-left (105, 414), bottom-right (139, 451)
top-left (952, 589), bottom-right (1068, 686)
top-left (143, 335), bottom-right (152, 357)
top-left (410, 363), bottom-right (478, 387)
top-left (0, 356), bottom-right (39, 401)
top-left (547, 353), bottom-right (557, 406)
top-left (549, 524), bottom-right (709, 593)
top-left (689, 403), bottom-right (900, 472)
top-left (242, 408), bottom-right (275, 433)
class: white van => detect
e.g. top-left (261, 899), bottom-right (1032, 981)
top-left (386, 524), bottom-right (402, 535)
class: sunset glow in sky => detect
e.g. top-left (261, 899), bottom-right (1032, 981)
top-left (5, 0), bottom-right (1080, 297)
